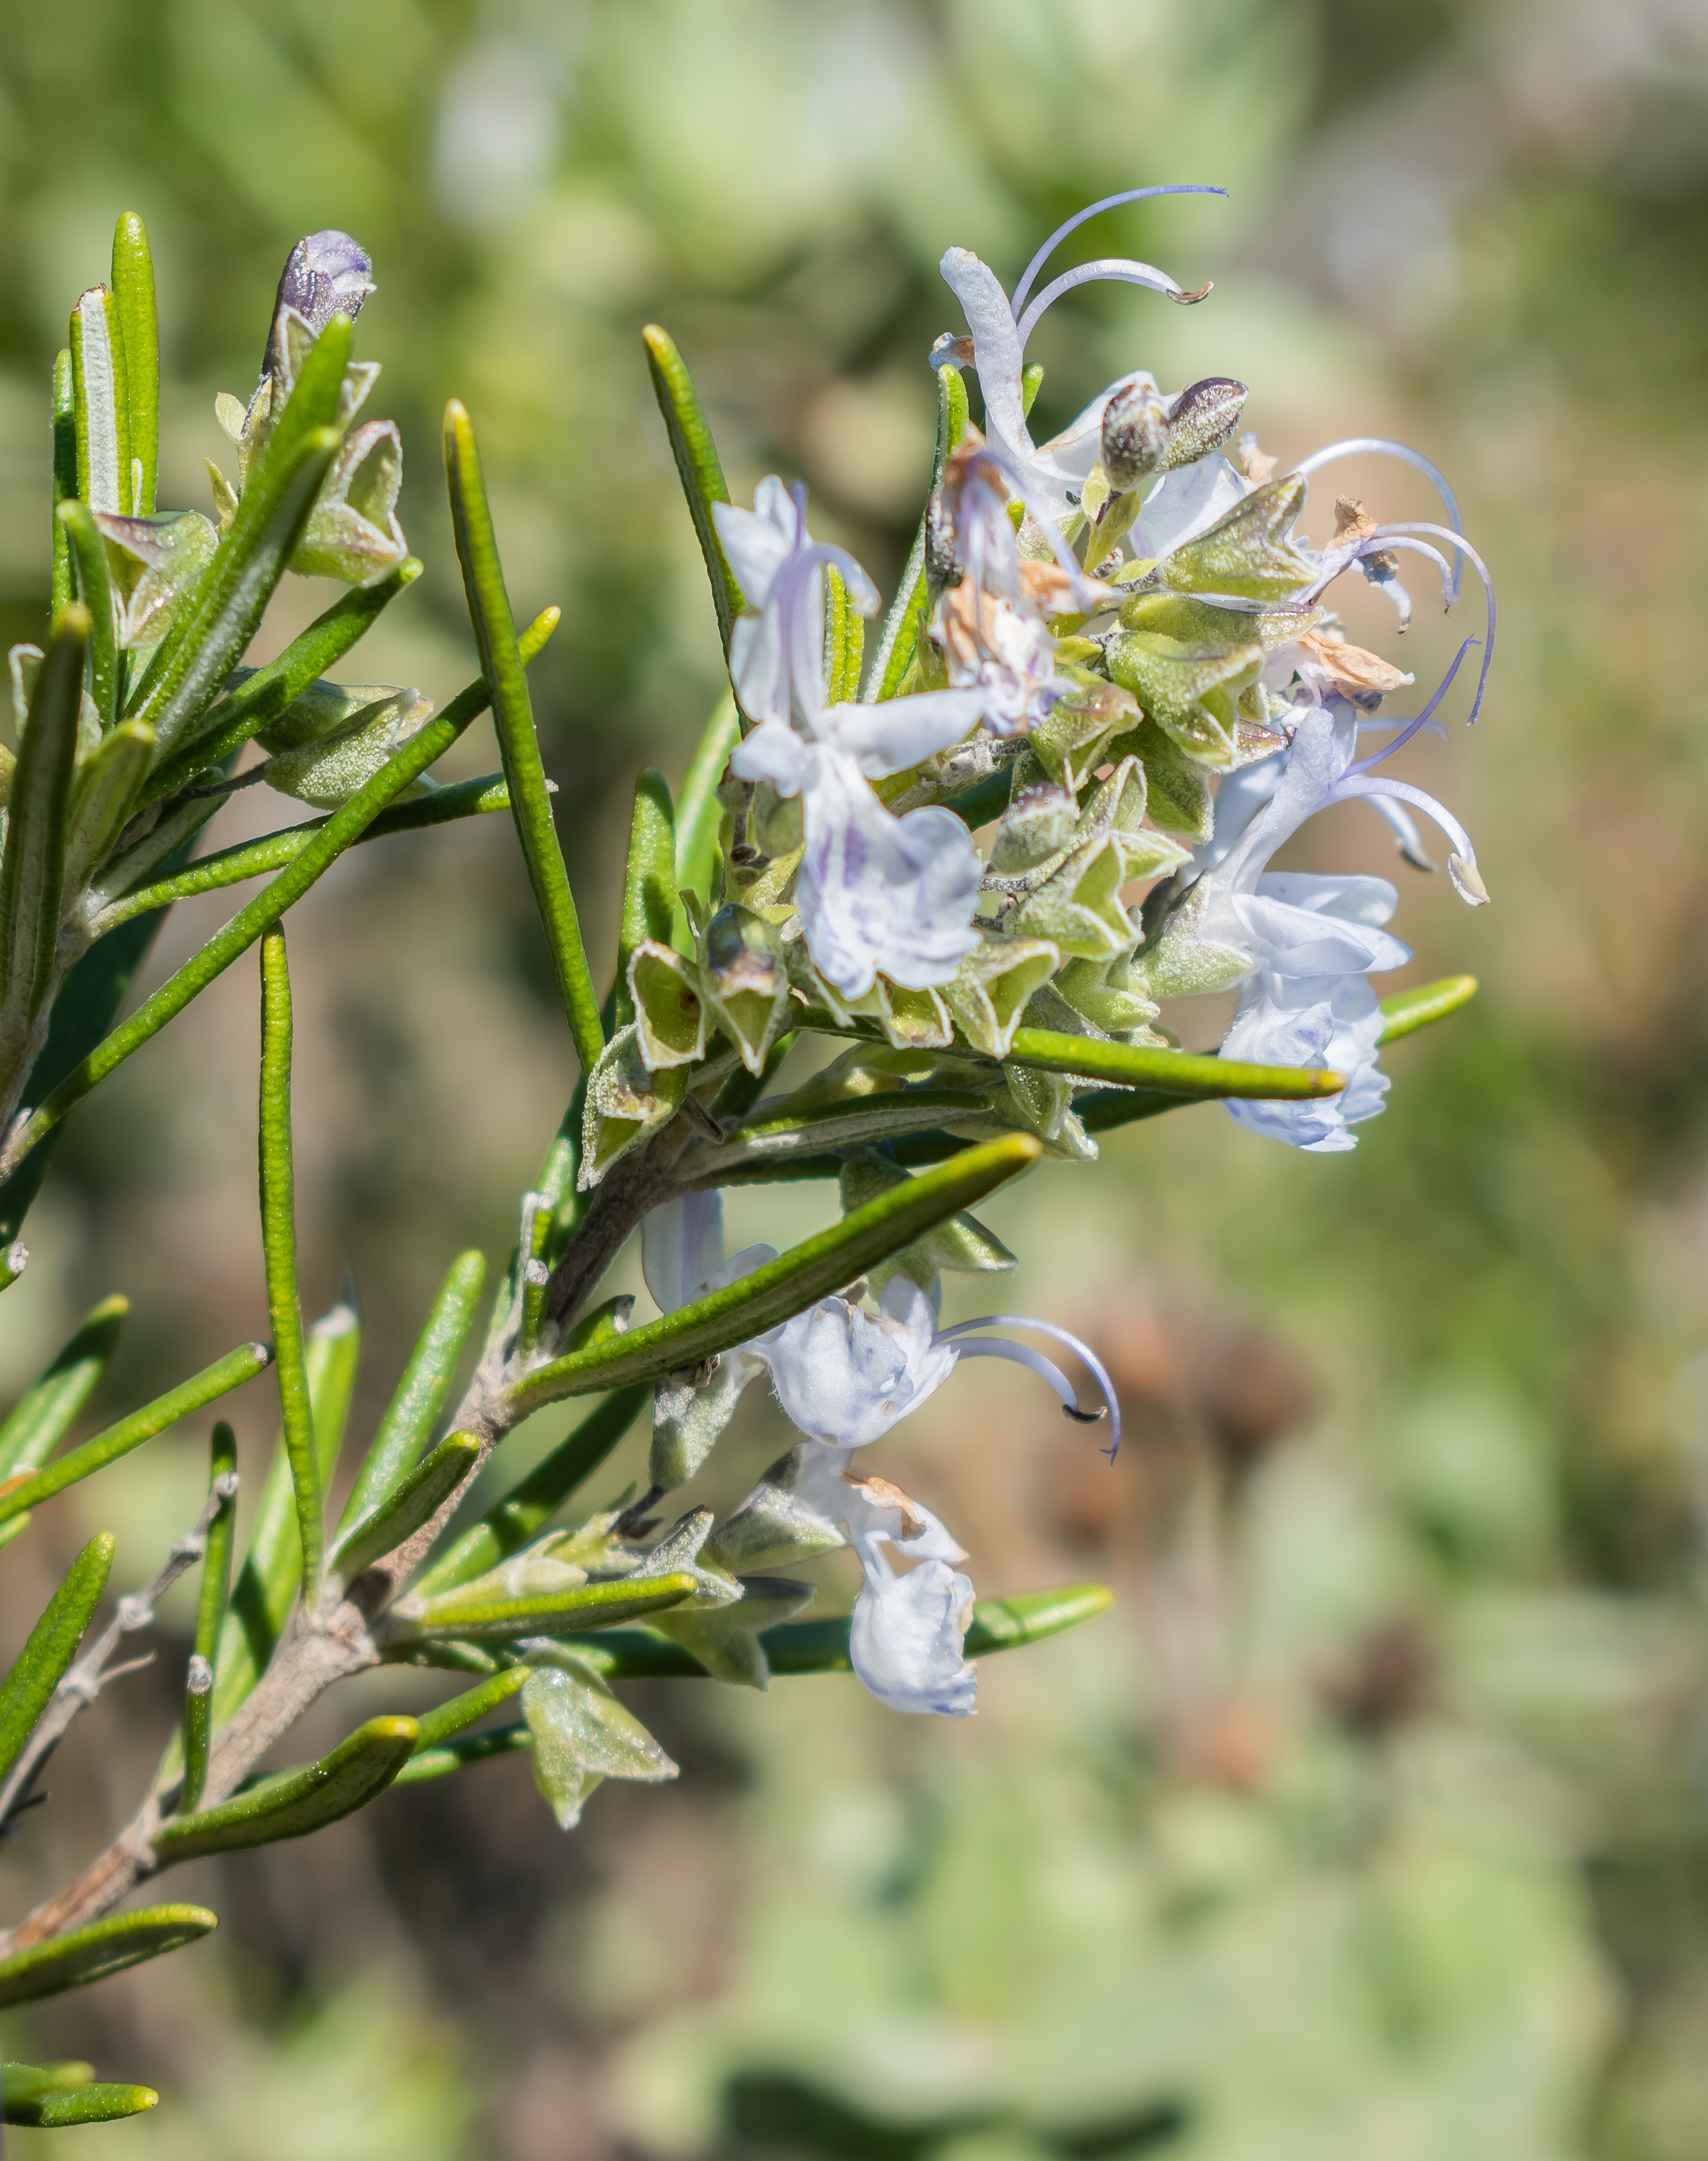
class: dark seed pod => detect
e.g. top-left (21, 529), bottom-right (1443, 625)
top-left (925, 491), bottom-right (962, 589)
top-left (1101, 380), bottom-right (1169, 491)
top-left (1158, 377), bottom-right (1248, 473)
top-left (991, 782), bottom-right (1080, 872)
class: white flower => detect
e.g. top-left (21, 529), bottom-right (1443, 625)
top-left (789, 1433), bottom-right (976, 1717)
top-left (640, 1187), bottom-right (774, 1315)
top-left (713, 479), bottom-right (985, 998)
top-left (1178, 698), bottom-right (1484, 1152)
top-left (1218, 876), bottom-right (1408, 1152)
top-left (746, 1274), bottom-right (958, 1447)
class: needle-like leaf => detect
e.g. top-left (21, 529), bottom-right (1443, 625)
top-left (68, 286), bottom-right (129, 517)
top-left (864, 360), bottom-right (967, 700)
top-left (0, 1295), bottom-right (127, 1481)
top-left (445, 399), bottom-right (603, 1076)
top-left (110, 212), bottom-right (159, 517)
top-left (140, 557), bottom-right (423, 807)
top-left (508, 1132), bottom-right (1042, 1414)
top-left (152, 1719), bottom-right (419, 1863)
top-left (329, 1433), bottom-right (479, 1583)
top-left (389, 1572), bottom-right (701, 1644)
top-left (1, 685), bottom-right (490, 1182)
top-left (410, 1385), bottom-right (649, 1597)
top-left (674, 691), bottom-right (741, 911)
top-left (6, 2077), bottom-right (159, 2127)
top-left (615, 769), bottom-right (676, 1029)
top-left (0, 606), bottom-right (87, 1048)
top-left (339, 1250), bottom-right (485, 1531)
top-left (1378, 973), bottom-right (1478, 1044)
top-left (0, 1906), bottom-right (216, 2008)
top-left (0, 1341), bottom-right (269, 1533)
top-left (642, 324), bottom-right (742, 651)
top-left (57, 501), bottom-right (120, 728)
top-left (259, 928), bottom-right (322, 1602)
top-left (0, 1535), bottom-right (114, 1786)
top-left (50, 351), bottom-right (76, 613)
top-left (181, 1420), bottom-right (238, 1814)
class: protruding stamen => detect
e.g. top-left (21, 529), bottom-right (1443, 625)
top-left (1008, 184), bottom-right (1229, 318)
top-left (1293, 438), bottom-right (1465, 598)
top-left (936, 1315), bottom-right (1123, 1458)
top-left (1015, 258), bottom-right (1206, 355)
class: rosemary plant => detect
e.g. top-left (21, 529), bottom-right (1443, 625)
top-left (0, 194), bottom-right (1483, 2128)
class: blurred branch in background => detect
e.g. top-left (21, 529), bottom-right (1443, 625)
top-left (1, 0), bottom-right (1707, 2157)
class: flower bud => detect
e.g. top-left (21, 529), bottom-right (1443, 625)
top-left (1101, 380), bottom-right (1169, 491)
top-left (1159, 377), bottom-right (1248, 473)
top-left (991, 781), bottom-right (1078, 872)
top-left (263, 230), bottom-right (374, 375)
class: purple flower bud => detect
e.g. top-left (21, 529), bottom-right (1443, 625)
top-left (1159, 377), bottom-right (1248, 473)
top-left (262, 230), bottom-right (374, 374)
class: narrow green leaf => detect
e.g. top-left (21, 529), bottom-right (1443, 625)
top-left (823, 567), bottom-right (864, 704)
top-left (642, 324), bottom-right (741, 650)
top-left (615, 768), bottom-right (676, 1030)
top-left (182, 1420), bottom-right (238, 1815)
top-left (1378, 972), bottom-right (1478, 1044)
top-left (409, 1584), bottom-right (1116, 1695)
top-left (128, 424), bottom-right (342, 760)
top-left (711, 1026), bottom-right (796, 1127)
top-left (152, 1719), bottom-right (418, 1862)
top-left (0, 1906), bottom-right (216, 2008)
top-left (127, 314), bottom-right (355, 751)
top-left (1, 2061), bottom-right (94, 2104)
top-left (330, 1433), bottom-right (479, 1583)
top-left (65, 721), bottom-right (154, 894)
top-left (412, 1664), bottom-right (530, 1751)
top-left (0, 606), bottom-right (87, 1036)
top-left (411, 1385), bottom-right (648, 1597)
top-left (208, 1300), bottom-right (356, 1734)
top-left (865, 361), bottom-right (968, 700)
top-left (7, 2080), bottom-right (159, 2127)
top-left (1, 689), bottom-right (488, 1182)
top-left (57, 501), bottom-right (121, 729)
top-left (50, 351), bottom-right (76, 616)
top-left (259, 928), bottom-right (321, 1602)
top-left (390, 1572), bottom-right (700, 1644)
top-left (140, 558), bottom-right (423, 808)
top-left (1004, 1025), bottom-right (1346, 1100)
top-left (674, 690), bottom-right (741, 908)
top-left (508, 1132), bottom-right (1043, 1414)
top-left (92, 774), bottom-right (514, 936)
top-left (0, 1341), bottom-right (269, 1533)
top-left (0, 1295), bottom-right (127, 1481)
top-left (444, 399), bottom-right (602, 1077)
top-left (0, 1533), bottom-right (113, 1785)
top-left (68, 287), bottom-right (129, 517)
top-left (340, 1250), bottom-right (484, 1532)
top-left (393, 1724), bottom-right (531, 1784)
top-left (696, 1088), bottom-right (994, 1171)
top-left (111, 212), bottom-right (159, 517)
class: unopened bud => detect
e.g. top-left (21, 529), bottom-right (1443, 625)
top-left (264, 230), bottom-right (374, 374)
top-left (187, 1655), bottom-right (214, 1697)
top-left (1159, 377), bottom-right (1248, 473)
top-left (991, 782), bottom-right (1079, 872)
top-left (1101, 380), bottom-right (1168, 491)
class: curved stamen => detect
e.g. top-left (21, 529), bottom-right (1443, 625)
top-left (1372, 524), bottom-right (1496, 728)
top-left (1293, 438), bottom-right (1465, 599)
top-left (1329, 776), bottom-right (1486, 903)
top-left (1015, 258), bottom-right (1210, 356)
top-left (1009, 183), bottom-right (1229, 319)
top-left (1366, 791), bottom-right (1439, 872)
top-left (936, 1314), bottom-right (1122, 1458)
top-left (1342, 636), bottom-right (1478, 774)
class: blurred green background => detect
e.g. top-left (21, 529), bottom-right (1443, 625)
top-left (0, 0), bottom-right (1706, 2154)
